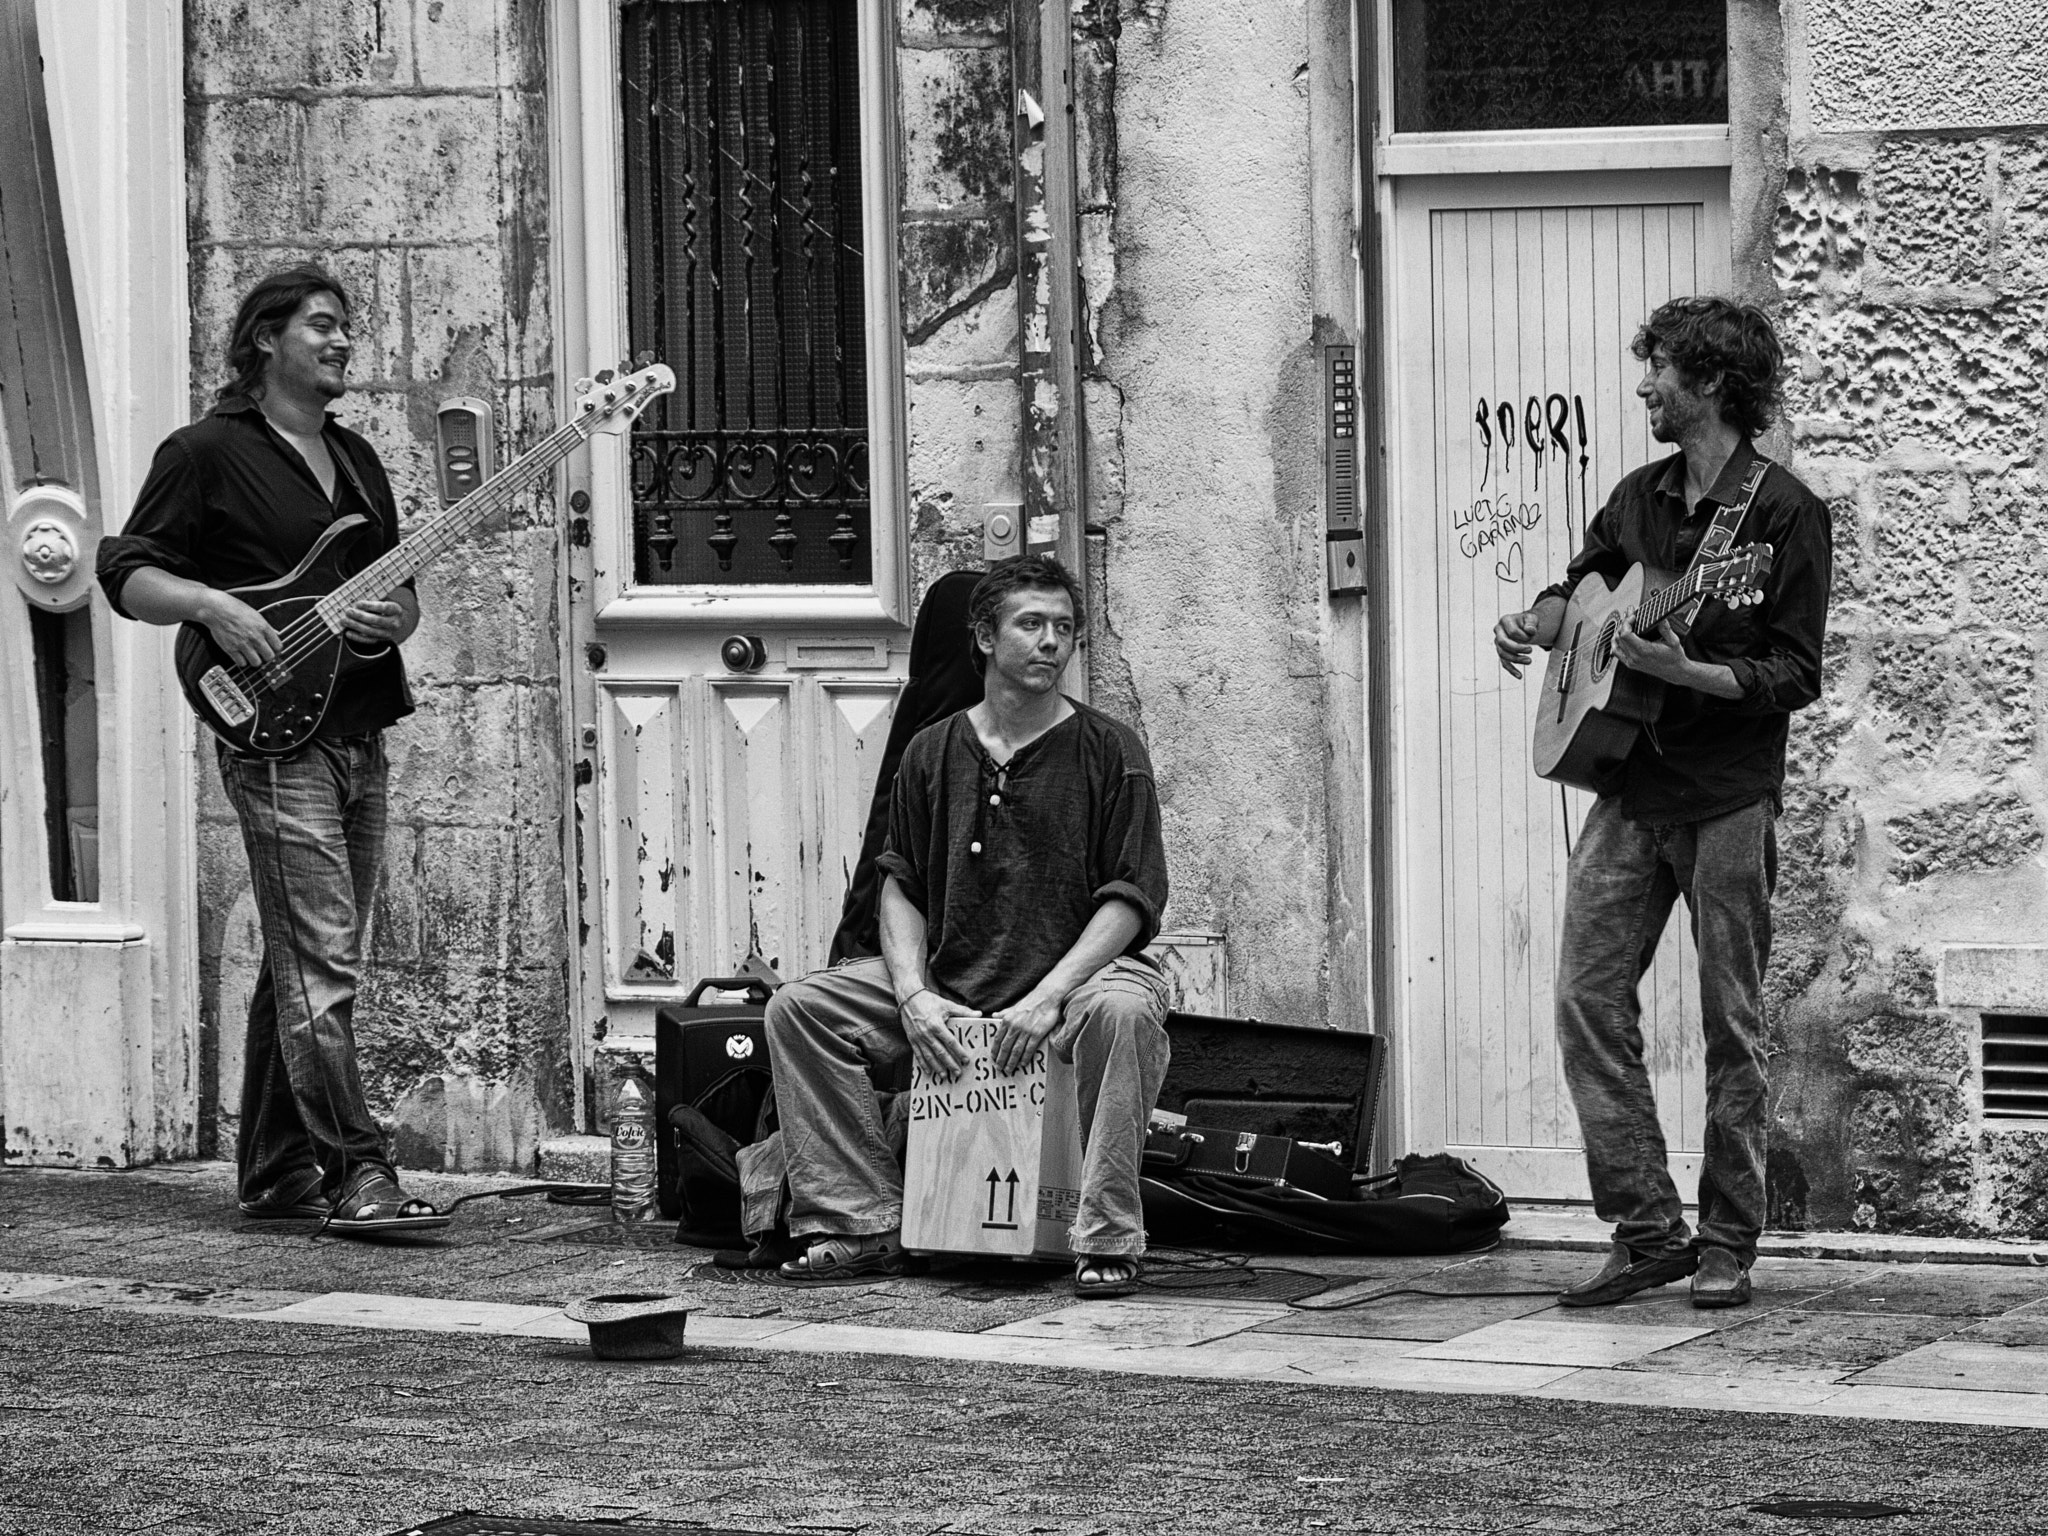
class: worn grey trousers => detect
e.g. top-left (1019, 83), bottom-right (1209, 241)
top-left (1555, 795), bottom-right (1777, 1264)
top-left (218, 735), bottom-right (395, 1208)
top-left (765, 955), bottom-right (1171, 1256)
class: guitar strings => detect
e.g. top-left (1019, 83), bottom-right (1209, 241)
top-left (229, 375), bottom-right (651, 688)
top-left (251, 419), bottom-right (583, 673)
top-left (223, 427), bottom-right (575, 686)
top-left (213, 406), bottom-right (611, 702)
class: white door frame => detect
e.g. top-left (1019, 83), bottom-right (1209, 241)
top-left (547, 2), bottom-right (912, 1111)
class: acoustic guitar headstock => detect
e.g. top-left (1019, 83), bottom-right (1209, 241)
top-left (1702, 542), bottom-right (1775, 608)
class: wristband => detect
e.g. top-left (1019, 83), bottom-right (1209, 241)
top-left (900, 986), bottom-right (930, 1009)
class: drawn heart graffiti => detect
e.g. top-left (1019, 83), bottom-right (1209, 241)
top-left (1494, 541), bottom-right (1524, 584)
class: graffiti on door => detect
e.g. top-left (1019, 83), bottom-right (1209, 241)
top-left (1453, 391), bottom-right (1593, 583)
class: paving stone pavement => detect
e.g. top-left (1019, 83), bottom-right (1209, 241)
top-left (5, 1164), bottom-right (2048, 1535)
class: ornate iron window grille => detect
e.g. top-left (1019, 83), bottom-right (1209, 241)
top-left (621, 0), bottom-right (871, 586)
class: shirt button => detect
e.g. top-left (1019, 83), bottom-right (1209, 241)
top-left (989, 794), bottom-right (1001, 806)
top-left (970, 841), bottom-right (983, 855)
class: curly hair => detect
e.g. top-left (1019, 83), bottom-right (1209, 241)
top-left (1631, 296), bottom-right (1784, 438)
top-left (965, 553), bottom-right (1085, 674)
top-left (217, 264), bottom-right (352, 404)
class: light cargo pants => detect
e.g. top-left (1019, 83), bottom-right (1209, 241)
top-left (765, 955), bottom-right (1171, 1257)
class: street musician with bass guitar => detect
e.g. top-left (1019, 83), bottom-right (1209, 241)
top-left (98, 265), bottom-right (437, 1238)
top-left (1492, 297), bottom-right (1831, 1312)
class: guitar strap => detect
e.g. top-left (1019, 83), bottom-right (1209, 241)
top-left (325, 427), bottom-right (379, 518)
top-left (1673, 453), bottom-right (1770, 630)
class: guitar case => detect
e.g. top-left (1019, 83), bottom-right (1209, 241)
top-left (1140, 1152), bottom-right (1509, 1255)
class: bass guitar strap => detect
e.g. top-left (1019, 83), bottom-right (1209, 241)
top-left (325, 429), bottom-right (379, 519)
top-left (1673, 453), bottom-right (1770, 631)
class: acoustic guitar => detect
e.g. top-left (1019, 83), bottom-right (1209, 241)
top-left (1532, 543), bottom-right (1775, 792)
top-left (176, 363), bottom-right (673, 757)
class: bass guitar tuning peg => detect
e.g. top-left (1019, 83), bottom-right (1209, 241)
top-left (596, 369), bottom-right (615, 385)
top-left (574, 376), bottom-right (593, 394)
top-left (632, 350), bottom-right (655, 368)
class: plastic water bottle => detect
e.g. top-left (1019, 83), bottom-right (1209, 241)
top-left (610, 1072), bottom-right (658, 1223)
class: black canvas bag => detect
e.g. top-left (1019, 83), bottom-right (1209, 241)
top-left (654, 976), bottom-right (776, 1231)
top-left (1140, 1152), bottom-right (1509, 1255)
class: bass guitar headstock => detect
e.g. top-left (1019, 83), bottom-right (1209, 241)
top-left (1701, 541), bottom-right (1775, 608)
top-left (572, 360), bottom-right (677, 435)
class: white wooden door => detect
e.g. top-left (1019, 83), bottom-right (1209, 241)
top-left (552, 0), bottom-right (912, 1046)
top-left (593, 637), bottom-right (899, 1025)
top-left (1385, 169), bottom-right (1731, 1199)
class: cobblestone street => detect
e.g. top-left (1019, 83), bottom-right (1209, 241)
top-left (6, 1165), bottom-right (2048, 1535)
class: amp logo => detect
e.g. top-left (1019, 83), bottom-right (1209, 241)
top-left (726, 1035), bottom-right (755, 1060)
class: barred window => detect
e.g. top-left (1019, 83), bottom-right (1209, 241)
top-left (620, 0), bottom-right (870, 586)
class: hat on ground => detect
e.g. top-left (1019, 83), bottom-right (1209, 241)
top-left (565, 1292), bottom-right (693, 1360)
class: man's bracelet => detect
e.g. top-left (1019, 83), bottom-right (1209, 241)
top-left (899, 986), bottom-right (930, 1009)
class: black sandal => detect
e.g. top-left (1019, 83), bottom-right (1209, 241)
top-left (238, 1172), bottom-right (332, 1221)
top-left (326, 1174), bottom-right (450, 1238)
top-left (1074, 1254), bottom-right (1142, 1299)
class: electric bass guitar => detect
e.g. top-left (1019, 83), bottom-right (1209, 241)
top-left (176, 362), bottom-right (674, 757)
top-left (1532, 543), bottom-right (1774, 793)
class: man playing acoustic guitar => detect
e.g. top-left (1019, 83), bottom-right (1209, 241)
top-left (1493, 297), bottom-right (1831, 1309)
top-left (97, 265), bottom-right (443, 1237)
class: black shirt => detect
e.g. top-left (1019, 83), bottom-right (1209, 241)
top-left (875, 702), bottom-right (1170, 1013)
top-left (1535, 438), bottom-right (1832, 825)
top-left (96, 396), bottom-right (414, 738)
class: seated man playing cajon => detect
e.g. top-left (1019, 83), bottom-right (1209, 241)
top-left (765, 554), bottom-right (1171, 1297)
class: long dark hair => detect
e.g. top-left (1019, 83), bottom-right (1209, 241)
top-left (1631, 296), bottom-right (1784, 438)
top-left (216, 264), bottom-right (352, 404)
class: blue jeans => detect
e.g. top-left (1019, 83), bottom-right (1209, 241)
top-left (1556, 796), bottom-right (1777, 1263)
top-left (765, 956), bottom-right (1171, 1256)
top-left (218, 735), bottom-right (393, 1206)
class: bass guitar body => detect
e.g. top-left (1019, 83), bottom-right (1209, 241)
top-left (173, 515), bottom-right (391, 758)
top-left (1532, 562), bottom-right (1672, 793)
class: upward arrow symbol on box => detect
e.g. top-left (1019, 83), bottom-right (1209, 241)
top-left (983, 1168), bottom-right (1020, 1229)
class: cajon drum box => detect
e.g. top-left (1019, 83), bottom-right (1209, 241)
top-left (901, 1017), bottom-right (1083, 1260)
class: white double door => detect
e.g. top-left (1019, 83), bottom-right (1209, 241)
top-left (1384, 168), bottom-right (1732, 1199)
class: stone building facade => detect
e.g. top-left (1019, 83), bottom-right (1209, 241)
top-left (1759, 1), bottom-right (2048, 1233)
top-left (7, 0), bottom-right (2047, 1241)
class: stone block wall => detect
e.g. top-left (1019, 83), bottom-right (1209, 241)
top-left (1766, 3), bottom-right (2048, 1234)
top-left (185, 0), bottom-right (568, 1171)
top-left (899, 0), bottom-right (1022, 587)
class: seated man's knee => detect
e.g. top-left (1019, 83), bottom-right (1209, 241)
top-left (1071, 979), bottom-right (1165, 1039)
top-left (764, 982), bottom-right (816, 1048)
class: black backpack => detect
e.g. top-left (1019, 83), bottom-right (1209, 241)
top-left (655, 977), bottom-right (777, 1243)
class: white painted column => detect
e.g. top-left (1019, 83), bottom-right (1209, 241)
top-left (0, 0), bottom-right (196, 1166)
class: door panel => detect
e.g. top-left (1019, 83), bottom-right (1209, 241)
top-left (1388, 170), bottom-right (1730, 1199)
top-left (597, 669), bottom-right (897, 1009)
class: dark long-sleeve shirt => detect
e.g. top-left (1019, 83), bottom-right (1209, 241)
top-left (875, 702), bottom-right (1170, 1013)
top-left (96, 396), bottom-right (414, 738)
top-left (1536, 438), bottom-right (1832, 825)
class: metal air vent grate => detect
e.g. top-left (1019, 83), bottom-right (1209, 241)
top-left (1982, 1014), bottom-right (2048, 1121)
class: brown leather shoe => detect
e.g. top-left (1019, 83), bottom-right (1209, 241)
top-left (1557, 1241), bottom-right (1698, 1308)
top-left (1690, 1246), bottom-right (1753, 1309)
